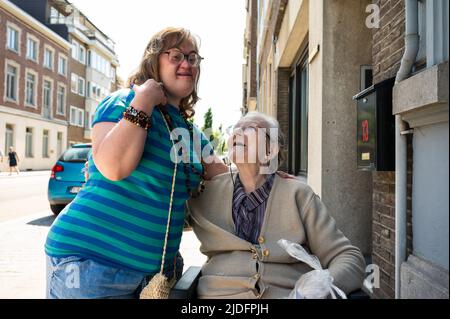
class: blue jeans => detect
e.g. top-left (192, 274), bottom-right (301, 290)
top-left (46, 253), bottom-right (184, 299)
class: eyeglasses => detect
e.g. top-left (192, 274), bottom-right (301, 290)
top-left (226, 124), bottom-right (273, 142)
top-left (163, 50), bottom-right (203, 67)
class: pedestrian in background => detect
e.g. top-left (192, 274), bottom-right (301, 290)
top-left (8, 147), bottom-right (20, 175)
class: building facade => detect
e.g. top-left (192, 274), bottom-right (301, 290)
top-left (243, 0), bottom-right (449, 299)
top-left (244, 0), bottom-right (374, 260)
top-left (10, 0), bottom-right (119, 146)
top-left (0, 0), bottom-right (70, 171)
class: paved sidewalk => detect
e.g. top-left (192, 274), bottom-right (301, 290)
top-left (0, 211), bottom-right (206, 299)
top-left (0, 170), bottom-right (51, 178)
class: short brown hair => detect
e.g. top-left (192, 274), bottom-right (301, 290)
top-left (127, 27), bottom-right (200, 119)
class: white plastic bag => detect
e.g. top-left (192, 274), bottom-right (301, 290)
top-left (277, 239), bottom-right (347, 299)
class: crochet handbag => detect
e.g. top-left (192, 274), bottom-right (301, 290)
top-left (139, 108), bottom-right (178, 299)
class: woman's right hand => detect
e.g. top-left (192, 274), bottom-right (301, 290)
top-left (130, 79), bottom-right (167, 115)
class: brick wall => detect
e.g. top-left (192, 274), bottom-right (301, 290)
top-left (68, 126), bottom-right (89, 144)
top-left (0, 8), bottom-right (70, 120)
top-left (276, 68), bottom-right (290, 172)
top-left (372, 0), bottom-right (405, 84)
top-left (371, 0), bottom-right (413, 299)
top-left (249, 0), bottom-right (257, 99)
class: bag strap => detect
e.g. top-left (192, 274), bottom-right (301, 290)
top-left (157, 107), bottom-right (178, 275)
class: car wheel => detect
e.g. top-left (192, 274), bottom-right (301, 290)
top-left (50, 204), bottom-right (66, 215)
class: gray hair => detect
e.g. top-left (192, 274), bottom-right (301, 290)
top-left (238, 111), bottom-right (286, 169)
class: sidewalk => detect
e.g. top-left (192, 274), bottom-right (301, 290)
top-left (0, 211), bottom-right (206, 299)
top-left (0, 170), bottom-right (51, 178)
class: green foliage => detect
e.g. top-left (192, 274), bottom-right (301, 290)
top-left (202, 107), bottom-right (213, 132)
top-left (200, 108), bottom-right (228, 156)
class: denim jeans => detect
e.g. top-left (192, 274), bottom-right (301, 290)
top-left (46, 253), bottom-right (184, 299)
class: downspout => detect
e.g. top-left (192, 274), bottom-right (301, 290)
top-left (394, 0), bottom-right (419, 299)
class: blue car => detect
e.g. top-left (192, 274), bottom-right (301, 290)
top-left (48, 143), bottom-right (91, 215)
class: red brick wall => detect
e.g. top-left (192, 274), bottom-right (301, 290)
top-left (371, 0), bottom-right (413, 299)
top-left (68, 125), bottom-right (89, 144)
top-left (0, 8), bottom-right (70, 120)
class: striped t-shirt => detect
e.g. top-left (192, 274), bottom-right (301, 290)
top-left (45, 89), bottom-right (211, 274)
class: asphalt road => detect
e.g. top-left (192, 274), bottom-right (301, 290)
top-left (0, 171), bottom-right (52, 223)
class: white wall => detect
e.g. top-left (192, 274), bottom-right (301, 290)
top-left (412, 121), bottom-right (449, 269)
top-left (0, 111), bottom-right (68, 171)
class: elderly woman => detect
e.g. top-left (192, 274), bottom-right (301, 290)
top-left (186, 111), bottom-right (366, 299)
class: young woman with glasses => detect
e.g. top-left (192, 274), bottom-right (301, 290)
top-left (45, 27), bottom-right (227, 299)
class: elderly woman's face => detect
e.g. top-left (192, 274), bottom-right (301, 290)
top-left (227, 119), bottom-right (270, 165)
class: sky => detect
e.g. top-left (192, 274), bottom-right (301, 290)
top-left (69, 0), bottom-right (246, 130)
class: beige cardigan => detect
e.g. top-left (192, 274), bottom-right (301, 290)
top-left (186, 172), bottom-right (366, 299)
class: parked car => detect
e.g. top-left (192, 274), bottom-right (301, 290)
top-left (48, 143), bottom-right (91, 215)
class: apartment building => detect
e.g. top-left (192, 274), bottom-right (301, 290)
top-left (0, 0), bottom-right (70, 171)
top-left (11, 0), bottom-right (119, 146)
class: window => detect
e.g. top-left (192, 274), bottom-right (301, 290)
top-left (26, 36), bottom-right (38, 61)
top-left (78, 77), bottom-right (85, 96)
top-left (56, 84), bottom-right (66, 115)
top-left (71, 73), bottom-right (78, 93)
top-left (25, 71), bottom-right (37, 106)
top-left (88, 50), bottom-right (112, 77)
top-left (5, 124), bottom-right (14, 155)
top-left (88, 81), bottom-right (109, 100)
top-left (43, 80), bottom-right (52, 119)
top-left (49, 6), bottom-right (65, 24)
top-left (288, 48), bottom-right (309, 176)
top-left (70, 106), bottom-right (84, 127)
top-left (6, 25), bottom-right (19, 53)
top-left (42, 130), bottom-right (49, 158)
top-left (44, 47), bottom-right (54, 69)
top-left (25, 127), bottom-right (34, 158)
top-left (90, 113), bottom-right (95, 130)
top-left (71, 73), bottom-right (85, 96)
top-left (71, 40), bottom-right (79, 60)
top-left (77, 109), bottom-right (84, 127)
top-left (87, 81), bottom-right (91, 98)
top-left (5, 64), bottom-right (18, 101)
top-left (71, 39), bottom-right (86, 64)
top-left (58, 55), bottom-right (67, 76)
top-left (79, 46), bottom-right (86, 64)
top-left (85, 111), bottom-right (91, 129)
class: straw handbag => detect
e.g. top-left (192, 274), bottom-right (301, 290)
top-left (139, 108), bottom-right (179, 299)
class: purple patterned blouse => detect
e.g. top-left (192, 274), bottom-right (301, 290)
top-left (232, 173), bottom-right (275, 244)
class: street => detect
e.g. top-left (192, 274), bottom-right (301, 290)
top-left (0, 171), bottom-right (51, 222)
top-left (0, 171), bottom-right (206, 299)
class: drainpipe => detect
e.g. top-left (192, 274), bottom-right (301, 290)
top-left (394, 0), bottom-right (419, 299)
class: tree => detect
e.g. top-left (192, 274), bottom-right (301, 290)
top-left (202, 107), bottom-right (213, 132)
top-left (200, 108), bottom-right (228, 156)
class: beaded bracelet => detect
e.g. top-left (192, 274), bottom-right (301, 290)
top-left (123, 106), bottom-right (152, 130)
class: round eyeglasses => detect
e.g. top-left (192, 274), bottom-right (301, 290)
top-left (226, 124), bottom-right (273, 142)
top-left (163, 50), bottom-right (203, 67)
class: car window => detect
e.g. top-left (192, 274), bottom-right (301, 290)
top-left (60, 147), bottom-right (91, 163)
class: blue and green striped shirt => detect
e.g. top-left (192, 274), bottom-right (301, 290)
top-left (45, 89), bottom-right (211, 274)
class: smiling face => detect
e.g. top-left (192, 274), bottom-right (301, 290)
top-left (227, 118), bottom-right (268, 166)
top-left (127, 27), bottom-right (201, 118)
top-left (158, 39), bottom-right (200, 106)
